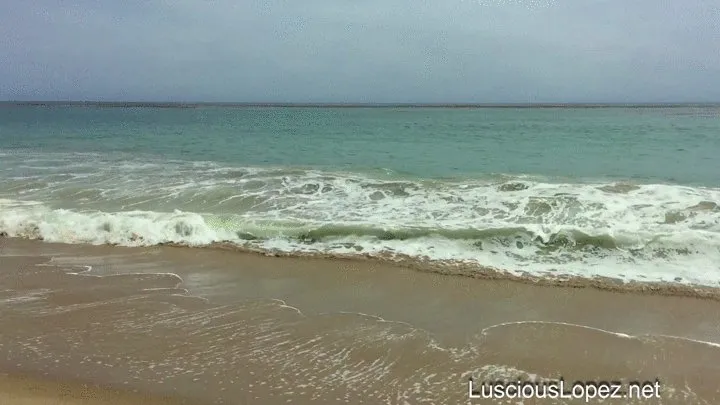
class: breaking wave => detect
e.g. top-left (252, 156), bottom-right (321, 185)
top-left (1, 153), bottom-right (720, 286)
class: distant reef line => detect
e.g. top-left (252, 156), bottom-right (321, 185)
top-left (2, 101), bottom-right (720, 109)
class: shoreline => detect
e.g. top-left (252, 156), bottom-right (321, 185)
top-left (8, 235), bottom-right (716, 300)
top-left (202, 242), bottom-right (720, 300)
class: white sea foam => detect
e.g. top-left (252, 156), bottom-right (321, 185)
top-left (1, 156), bottom-right (719, 287)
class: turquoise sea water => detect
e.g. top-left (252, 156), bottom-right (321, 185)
top-left (2, 106), bottom-right (720, 184)
top-left (1, 105), bottom-right (719, 285)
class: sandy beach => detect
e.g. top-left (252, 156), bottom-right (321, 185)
top-left (0, 373), bottom-right (192, 405)
top-left (1, 237), bottom-right (719, 404)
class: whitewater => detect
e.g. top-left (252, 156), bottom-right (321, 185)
top-left (1, 153), bottom-right (719, 287)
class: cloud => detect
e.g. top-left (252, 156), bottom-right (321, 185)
top-left (1, 0), bottom-right (718, 102)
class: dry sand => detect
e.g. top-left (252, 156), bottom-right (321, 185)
top-left (1, 237), bottom-right (720, 404)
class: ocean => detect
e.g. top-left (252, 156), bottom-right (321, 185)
top-left (1, 104), bottom-right (719, 286)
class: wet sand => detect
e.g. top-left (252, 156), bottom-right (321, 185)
top-left (1, 237), bottom-right (720, 404)
top-left (0, 373), bottom-right (190, 405)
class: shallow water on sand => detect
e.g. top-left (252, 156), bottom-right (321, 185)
top-left (1, 239), bottom-right (719, 404)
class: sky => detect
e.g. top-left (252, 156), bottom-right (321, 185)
top-left (1, 0), bottom-right (719, 103)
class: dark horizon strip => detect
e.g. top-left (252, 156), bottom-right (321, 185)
top-left (2, 101), bottom-right (720, 109)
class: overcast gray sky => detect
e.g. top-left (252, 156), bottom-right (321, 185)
top-left (1, 0), bottom-right (718, 103)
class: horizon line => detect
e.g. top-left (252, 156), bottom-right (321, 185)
top-left (3, 100), bottom-right (720, 108)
